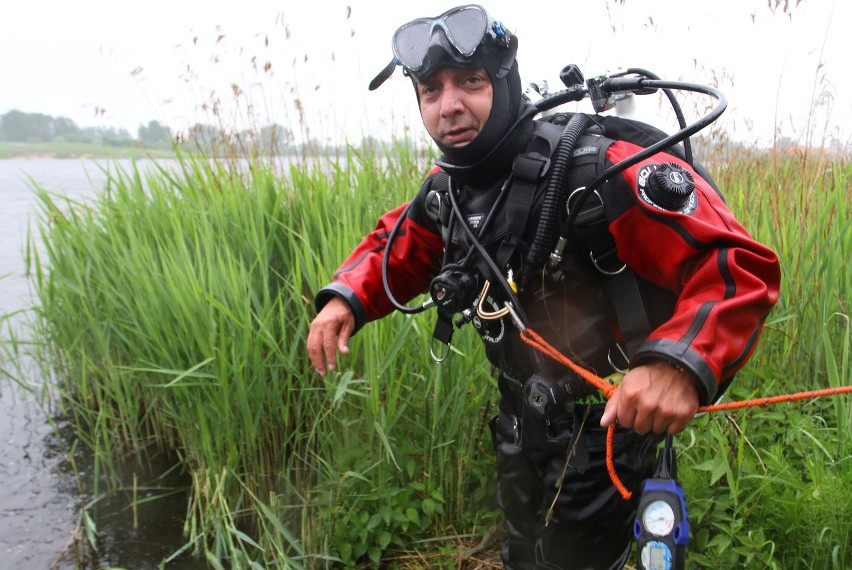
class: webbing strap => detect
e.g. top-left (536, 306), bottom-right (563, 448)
top-left (567, 134), bottom-right (653, 358)
top-left (602, 271), bottom-right (652, 357)
top-left (495, 152), bottom-right (550, 267)
top-left (573, 218), bottom-right (652, 357)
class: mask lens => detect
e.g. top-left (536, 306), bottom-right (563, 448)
top-left (443, 7), bottom-right (488, 56)
top-left (392, 20), bottom-right (432, 69)
top-left (392, 6), bottom-right (490, 71)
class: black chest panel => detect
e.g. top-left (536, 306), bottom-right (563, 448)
top-left (433, 120), bottom-right (628, 379)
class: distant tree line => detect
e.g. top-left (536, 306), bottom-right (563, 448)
top-left (0, 110), bottom-right (298, 155)
top-left (0, 109), bottom-right (172, 148)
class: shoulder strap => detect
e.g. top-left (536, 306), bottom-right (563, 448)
top-left (494, 150), bottom-right (551, 267)
top-left (565, 129), bottom-right (653, 360)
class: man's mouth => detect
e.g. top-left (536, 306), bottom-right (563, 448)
top-left (443, 126), bottom-right (476, 146)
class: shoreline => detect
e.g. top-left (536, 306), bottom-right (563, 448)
top-left (0, 149), bottom-right (177, 161)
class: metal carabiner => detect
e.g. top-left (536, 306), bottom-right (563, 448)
top-left (607, 342), bottom-right (630, 374)
top-left (430, 338), bottom-right (451, 363)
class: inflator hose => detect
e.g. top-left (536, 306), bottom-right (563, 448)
top-left (524, 113), bottom-right (590, 272)
top-left (558, 79), bottom-right (727, 239)
top-left (626, 68), bottom-right (693, 165)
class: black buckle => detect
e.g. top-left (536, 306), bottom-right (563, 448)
top-left (512, 152), bottom-right (550, 183)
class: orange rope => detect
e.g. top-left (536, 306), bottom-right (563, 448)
top-left (521, 328), bottom-right (616, 398)
top-left (605, 424), bottom-right (633, 499)
top-left (519, 327), bottom-right (852, 501)
top-left (698, 387), bottom-right (852, 412)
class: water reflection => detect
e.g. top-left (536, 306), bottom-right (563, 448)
top-left (0, 385), bottom-right (79, 567)
top-left (55, 438), bottom-right (202, 569)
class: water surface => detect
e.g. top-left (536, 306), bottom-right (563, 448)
top-left (0, 158), bottom-right (208, 569)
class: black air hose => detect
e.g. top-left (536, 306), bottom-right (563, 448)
top-left (524, 112), bottom-right (590, 271)
top-left (626, 68), bottom-right (693, 165)
top-left (558, 78), bottom-right (727, 238)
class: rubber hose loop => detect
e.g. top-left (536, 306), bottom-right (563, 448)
top-left (525, 113), bottom-right (590, 269)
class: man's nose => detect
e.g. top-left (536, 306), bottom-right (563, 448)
top-left (439, 85), bottom-right (465, 117)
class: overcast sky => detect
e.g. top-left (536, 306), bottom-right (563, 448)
top-left (2, 0), bottom-right (849, 147)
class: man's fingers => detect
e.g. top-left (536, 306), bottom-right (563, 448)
top-left (306, 327), bottom-right (327, 376)
top-left (600, 388), bottom-right (621, 428)
top-left (306, 299), bottom-right (355, 376)
top-left (337, 322), bottom-right (352, 356)
top-left (322, 325), bottom-right (339, 372)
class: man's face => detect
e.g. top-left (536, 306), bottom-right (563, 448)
top-left (416, 66), bottom-right (493, 148)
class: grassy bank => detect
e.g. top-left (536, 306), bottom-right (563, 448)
top-left (18, 142), bottom-right (852, 568)
top-left (0, 140), bottom-right (177, 160)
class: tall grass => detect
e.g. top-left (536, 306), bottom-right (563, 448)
top-left (27, 144), bottom-right (499, 568)
top-left (678, 147), bottom-right (851, 569)
top-left (21, 140), bottom-right (851, 568)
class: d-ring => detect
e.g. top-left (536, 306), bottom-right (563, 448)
top-left (590, 251), bottom-right (627, 276)
top-left (430, 339), bottom-right (450, 363)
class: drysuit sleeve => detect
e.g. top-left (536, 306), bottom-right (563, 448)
top-left (314, 174), bottom-right (445, 334)
top-left (603, 140), bottom-right (781, 405)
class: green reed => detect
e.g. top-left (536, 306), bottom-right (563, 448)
top-left (22, 142), bottom-right (850, 568)
top-left (27, 144), bottom-right (497, 568)
top-left (677, 148), bottom-right (851, 569)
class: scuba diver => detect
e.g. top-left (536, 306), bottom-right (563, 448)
top-left (306, 4), bottom-right (780, 569)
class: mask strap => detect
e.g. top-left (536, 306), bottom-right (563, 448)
top-left (496, 35), bottom-right (518, 79)
top-left (369, 58), bottom-right (398, 91)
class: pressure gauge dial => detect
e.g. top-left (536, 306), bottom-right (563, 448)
top-left (635, 445), bottom-right (689, 570)
top-left (642, 500), bottom-right (676, 537)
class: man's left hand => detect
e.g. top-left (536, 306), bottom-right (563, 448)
top-left (600, 359), bottom-right (700, 435)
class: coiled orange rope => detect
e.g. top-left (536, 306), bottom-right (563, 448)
top-left (520, 327), bottom-right (852, 500)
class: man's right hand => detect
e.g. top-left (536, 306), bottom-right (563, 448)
top-left (306, 297), bottom-right (355, 376)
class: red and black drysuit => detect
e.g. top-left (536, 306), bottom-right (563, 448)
top-left (314, 117), bottom-right (780, 570)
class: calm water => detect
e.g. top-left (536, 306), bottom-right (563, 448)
top-left (0, 159), bottom-right (209, 569)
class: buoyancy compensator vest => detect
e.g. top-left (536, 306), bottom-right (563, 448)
top-left (425, 110), bottom-right (717, 379)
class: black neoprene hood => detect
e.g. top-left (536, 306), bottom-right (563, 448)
top-left (418, 41), bottom-right (523, 166)
top-left (411, 29), bottom-right (530, 184)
